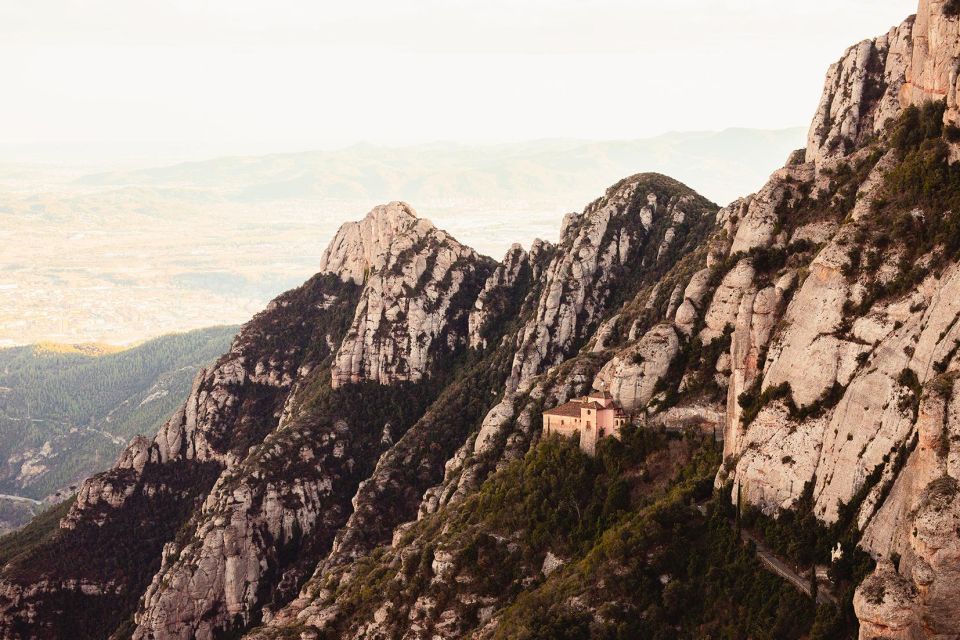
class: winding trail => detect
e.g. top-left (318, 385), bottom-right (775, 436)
top-left (741, 529), bottom-right (837, 606)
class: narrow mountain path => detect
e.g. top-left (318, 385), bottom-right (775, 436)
top-left (0, 493), bottom-right (42, 505)
top-left (741, 530), bottom-right (837, 606)
top-left (692, 499), bottom-right (838, 607)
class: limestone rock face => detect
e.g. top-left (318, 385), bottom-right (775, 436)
top-left (16, 4), bottom-right (960, 638)
top-left (700, 259), bottom-right (756, 345)
top-left (856, 475), bottom-right (960, 640)
top-left (807, 0), bottom-right (960, 165)
top-left (134, 476), bottom-right (330, 640)
top-left (674, 267), bottom-right (712, 335)
top-left (507, 182), bottom-right (637, 388)
top-left (468, 242), bottom-right (545, 350)
top-left (761, 238), bottom-right (851, 407)
top-left (132, 415), bottom-right (369, 640)
top-left (594, 324), bottom-right (680, 412)
top-left (508, 174), bottom-right (713, 390)
top-left (249, 353), bottom-right (608, 640)
top-left (728, 176), bottom-right (788, 255)
top-left (854, 561), bottom-right (920, 640)
top-left (905, 0), bottom-right (960, 124)
top-left (64, 331), bottom-right (298, 529)
top-left (329, 203), bottom-right (493, 388)
top-left (806, 22), bottom-right (912, 165)
top-left (723, 275), bottom-right (793, 456)
top-left (0, 271), bottom-right (362, 639)
top-left (853, 373), bottom-right (960, 640)
top-left (319, 202), bottom-right (429, 286)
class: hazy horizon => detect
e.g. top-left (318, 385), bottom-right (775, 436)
top-left (1, 128), bottom-right (804, 347)
top-left (0, 0), bottom-right (916, 346)
top-left (0, 125), bottom-right (806, 171)
top-left (1, 1), bottom-right (911, 167)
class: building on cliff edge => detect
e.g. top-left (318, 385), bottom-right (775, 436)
top-left (541, 390), bottom-right (629, 455)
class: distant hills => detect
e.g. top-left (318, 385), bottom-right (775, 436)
top-left (0, 129), bottom-right (804, 348)
top-left (0, 326), bottom-right (237, 531)
top-left (79, 128), bottom-right (806, 211)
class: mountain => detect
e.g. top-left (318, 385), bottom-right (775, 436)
top-left (3, 1), bottom-right (960, 639)
top-left (0, 326), bottom-right (237, 527)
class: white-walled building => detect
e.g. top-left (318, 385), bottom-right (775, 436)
top-left (541, 390), bottom-right (628, 455)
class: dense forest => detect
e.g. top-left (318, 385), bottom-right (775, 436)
top-left (0, 326), bottom-right (237, 510)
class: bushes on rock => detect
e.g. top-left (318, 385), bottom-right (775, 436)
top-left (874, 100), bottom-right (960, 263)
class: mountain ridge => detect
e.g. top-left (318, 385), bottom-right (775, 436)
top-left (4, 2), bottom-right (960, 638)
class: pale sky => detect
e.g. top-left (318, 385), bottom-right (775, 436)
top-left (0, 0), bottom-right (914, 164)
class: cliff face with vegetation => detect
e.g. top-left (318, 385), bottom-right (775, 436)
top-left (3, 1), bottom-right (960, 638)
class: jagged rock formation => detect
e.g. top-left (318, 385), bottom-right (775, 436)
top-left (468, 242), bottom-right (543, 351)
top-left (0, 272), bottom-right (367, 639)
top-left (0, 171), bottom-right (717, 639)
top-left (508, 179), bottom-right (714, 390)
top-left (325, 202), bottom-right (494, 388)
top-left (593, 323), bottom-right (679, 412)
top-left (4, 2), bottom-right (960, 638)
top-left (807, 0), bottom-right (960, 166)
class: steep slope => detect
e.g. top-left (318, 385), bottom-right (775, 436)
top-left (247, 3), bottom-right (960, 639)
top-left (0, 327), bottom-right (236, 509)
top-left (6, 2), bottom-right (960, 638)
top-left (322, 202), bottom-right (494, 388)
top-left (238, 175), bottom-right (719, 638)
top-left (0, 272), bottom-right (362, 639)
top-left (0, 203), bottom-right (501, 640)
top-left (0, 175), bottom-right (717, 640)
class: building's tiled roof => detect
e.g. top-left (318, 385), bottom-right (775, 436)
top-left (544, 397), bottom-right (627, 418)
top-left (589, 390), bottom-right (613, 399)
top-left (543, 401), bottom-right (584, 418)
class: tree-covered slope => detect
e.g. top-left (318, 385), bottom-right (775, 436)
top-left (0, 325), bottom-right (237, 503)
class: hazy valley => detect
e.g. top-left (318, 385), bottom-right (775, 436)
top-left (0, 130), bottom-right (802, 347)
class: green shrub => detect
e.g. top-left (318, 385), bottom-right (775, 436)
top-left (871, 100), bottom-right (960, 263)
top-left (494, 447), bottom-right (820, 640)
top-left (738, 381), bottom-right (792, 426)
top-left (891, 101), bottom-right (945, 154)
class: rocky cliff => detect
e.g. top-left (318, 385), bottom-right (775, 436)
top-left (3, 1), bottom-right (960, 638)
top-left (322, 202), bottom-right (495, 388)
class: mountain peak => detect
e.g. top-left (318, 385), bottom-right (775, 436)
top-left (319, 201), bottom-right (441, 285)
top-left (324, 201), bottom-right (493, 388)
top-left (807, 0), bottom-right (960, 165)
